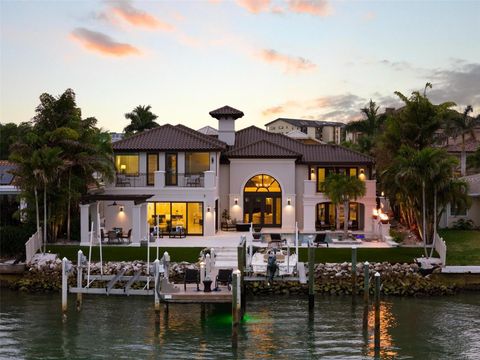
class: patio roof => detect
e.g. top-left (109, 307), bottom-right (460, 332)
top-left (80, 194), bottom-right (153, 205)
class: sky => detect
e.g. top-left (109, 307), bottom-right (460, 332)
top-left (1, 0), bottom-right (479, 132)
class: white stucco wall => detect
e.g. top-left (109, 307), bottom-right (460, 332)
top-left (227, 158), bottom-right (297, 231)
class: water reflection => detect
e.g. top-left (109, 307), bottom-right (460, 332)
top-left (1, 291), bottom-right (479, 360)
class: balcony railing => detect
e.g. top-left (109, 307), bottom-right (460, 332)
top-left (165, 172), bottom-right (205, 187)
top-left (115, 173), bottom-right (152, 187)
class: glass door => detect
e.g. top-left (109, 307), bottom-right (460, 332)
top-left (165, 153), bottom-right (177, 186)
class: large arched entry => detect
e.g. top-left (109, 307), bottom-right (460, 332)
top-left (243, 174), bottom-right (282, 227)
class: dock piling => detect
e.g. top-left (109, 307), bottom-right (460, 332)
top-left (76, 250), bottom-right (84, 311)
top-left (61, 257), bottom-right (71, 320)
top-left (154, 259), bottom-right (160, 323)
top-left (232, 269), bottom-right (241, 348)
top-left (363, 261), bottom-right (370, 331)
top-left (351, 246), bottom-right (357, 304)
top-left (308, 245), bottom-right (315, 311)
top-left (374, 272), bottom-right (381, 352)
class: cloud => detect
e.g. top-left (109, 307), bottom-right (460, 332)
top-left (236, 0), bottom-right (271, 14)
top-left (259, 49), bottom-right (316, 72)
top-left (109, 1), bottom-right (174, 31)
top-left (70, 28), bottom-right (141, 56)
top-left (288, 0), bottom-right (333, 17)
top-left (428, 62), bottom-right (480, 114)
top-left (379, 59), bottom-right (415, 72)
top-left (263, 100), bottom-right (300, 116)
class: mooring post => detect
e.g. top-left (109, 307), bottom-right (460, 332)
top-left (232, 269), bottom-right (241, 348)
top-left (163, 251), bottom-right (170, 283)
top-left (61, 257), bottom-right (69, 320)
top-left (308, 245), bottom-right (315, 311)
top-left (351, 246), bottom-right (357, 299)
top-left (363, 261), bottom-right (370, 331)
top-left (237, 239), bottom-right (246, 319)
top-left (154, 259), bottom-right (160, 323)
top-left (76, 250), bottom-right (84, 312)
top-left (374, 272), bottom-right (381, 352)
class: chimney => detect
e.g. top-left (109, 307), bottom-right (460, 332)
top-left (209, 105), bottom-right (244, 146)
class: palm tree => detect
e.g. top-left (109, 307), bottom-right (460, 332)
top-left (446, 105), bottom-right (476, 175)
top-left (345, 100), bottom-right (386, 156)
top-left (467, 146), bottom-right (480, 172)
top-left (324, 174), bottom-right (366, 238)
top-left (123, 105), bottom-right (159, 135)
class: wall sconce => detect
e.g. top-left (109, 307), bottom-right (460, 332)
top-left (120, 164), bottom-right (126, 173)
top-left (234, 198), bottom-right (238, 205)
top-left (119, 205), bottom-right (124, 212)
top-left (211, 156), bottom-right (214, 164)
top-left (358, 168), bottom-right (366, 181)
top-left (310, 168), bottom-right (315, 175)
top-left (207, 206), bottom-right (211, 213)
top-left (287, 198), bottom-right (291, 206)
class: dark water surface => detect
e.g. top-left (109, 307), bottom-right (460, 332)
top-left (1, 290), bottom-right (479, 359)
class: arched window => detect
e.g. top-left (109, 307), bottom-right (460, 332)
top-left (244, 174), bottom-right (281, 193)
top-left (243, 174), bottom-right (282, 227)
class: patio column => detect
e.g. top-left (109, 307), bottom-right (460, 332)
top-left (80, 203), bottom-right (90, 246)
top-left (90, 202), bottom-right (100, 243)
top-left (303, 202), bottom-right (316, 233)
top-left (131, 204), bottom-right (142, 247)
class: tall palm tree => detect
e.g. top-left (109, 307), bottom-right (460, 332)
top-left (324, 174), bottom-right (366, 238)
top-left (446, 105), bottom-right (476, 175)
top-left (123, 105), bottom-right (159, 136)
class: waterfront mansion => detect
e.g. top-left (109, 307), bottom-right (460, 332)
top-left (79, 106), bottom-right (376, 245)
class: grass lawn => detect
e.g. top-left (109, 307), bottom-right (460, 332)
top-left (298, 247), bottom-right (425, 264)
top-left (46, 245), bottom-right (203, 263)
top-left (438, 230), bottom-right (480, 265)
top-left (46, 244), bottom-right (429, 265)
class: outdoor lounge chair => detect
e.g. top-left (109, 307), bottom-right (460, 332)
top-left (184, 268), bottom-right (200, 291)
top-left (100, 229), bottom-right (108, 243)
top-left (121, 229), bottom-right (132, 244)
top-left (215, 269), bottom-right (233, 291)
top-left (169, 226), bottom-right (186, 238)
top-left (107, 230), bottom-right (119, 244)
top-left (313, 233), bottom-right (329, 247)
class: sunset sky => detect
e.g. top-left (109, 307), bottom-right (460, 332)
top-left (1, 0), bottom-right (479, 132)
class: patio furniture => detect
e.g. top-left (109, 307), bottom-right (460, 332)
top-left (120, 229), bottom-right (132, 244)
top-left (116, 174), bottom-right (130, 187)
top-left (269, 233), bottom-right (286, 246)
top-left (184, 269), bottom-right (200, 291)
top-left (313, 233), bottom-right (329, 247)
top-left (100, 229), bottom-right (108, 243)
top-left (169, 226), bottom-right (186, 238)
top-left (107, 230), bottom-right (119, 244)
top-left (215, 269), bottom-right (233, 291)
top-left (221, 220), bottom-right (236, 231)
top-left (186, 175), bottom-right (201, 187)
top-left (235, 223), bottom-right (251, 231)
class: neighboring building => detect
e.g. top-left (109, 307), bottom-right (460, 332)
top-left (284, 129), bottom-right (322, 145)
top-left (265, 118), bottom-right (345, 144)
top-left (80, 106), bottom-right (376, 245)
top-left (0, 160), bottom-right (22, 224)
top-left (443, 139), bottom-right (480, 176)
top-left (110, 132), bottom-right (124, 143)
top-left (439, 173), bottom-right (480, 228)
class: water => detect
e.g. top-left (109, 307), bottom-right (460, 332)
top-left (1, 290), bottom-right (479, 359)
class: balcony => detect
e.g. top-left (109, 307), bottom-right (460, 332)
top-left (304, 179), bottom-right (376, 199)
top-left (115, 173), bottom-right (151, 187)
top-left (164, 172), bottom-right (205, 187)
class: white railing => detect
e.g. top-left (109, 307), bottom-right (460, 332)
top-left (434, 233), bottom-right (447, 266)
top-left (25, 229), bottom-right (43, 263)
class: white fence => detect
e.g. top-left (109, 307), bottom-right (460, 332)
top-left (434, 233), bottom-right (447, 266)
top-left (25, 230), bottom-right (42, 263)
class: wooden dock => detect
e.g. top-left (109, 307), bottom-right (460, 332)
top-left (160, 283), bottom-right (232, 303)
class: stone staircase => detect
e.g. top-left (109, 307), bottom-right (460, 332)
top-left (213, 247), bottom-right (238, 269)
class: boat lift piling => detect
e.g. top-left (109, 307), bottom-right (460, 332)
top-left (363, 261), bottom-right (370, 331)
top-left (308, 245), bottom-right (315, 312)
top-left (231, 269), bottom-right (241, 348)
top-left (76, 250), bottom-right (86, 311)
top-left (351, 246), bottom-right (357, 304)
top-left (374, 272), bottom-right (381, 353)
top-left (61, 257), bottom-right (72, 320)
top-left (237, 237), bottom-right (246, 318)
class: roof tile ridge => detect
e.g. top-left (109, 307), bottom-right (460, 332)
top-left (174, 124), bottom-right (226, 148)
top-left (113, 124), bottom-right (167, 145)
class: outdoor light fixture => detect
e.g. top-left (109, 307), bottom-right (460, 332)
top-left (372, 208), bottom-right (378, 219)
top-left (310, 168), bottom-right (315, 175)
top-left (207, 206), bottom-right (211, 213)
top-left (287, 198), bottom-right (291, 206)
top-left (358, 168), bottom-right (366, 181)
top-left (119, 205), bottom-right (125, 212)
top-left (234, 198), bottom-right (238, 205)
top-left (120, 164), bottom-right (126, 173)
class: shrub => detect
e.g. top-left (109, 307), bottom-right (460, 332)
top-left (451, 218), bottom-right (474, 230)
top-left (0, 224), bottom-right (35, 258)
top-left (390, 228), bottom-right (406, 243)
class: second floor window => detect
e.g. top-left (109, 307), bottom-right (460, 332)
top-left (185, 152), bottom-right (210, 174)
top-left (115, 154), bottom-right (139, 175)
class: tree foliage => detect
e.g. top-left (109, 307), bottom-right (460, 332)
top-left (123, 105), bottom-right (159, 136)
top-left (9, 89), bottom-right (114, 242)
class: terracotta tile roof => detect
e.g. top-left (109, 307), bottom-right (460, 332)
top-left (231, 126), bottom-right (373, 164)
top-left (113, 124), bottom-right (227, 151)
top-left (209, 105), bottom-right (244, 120)
top-left (225, 140), bottom-right (301, 158)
